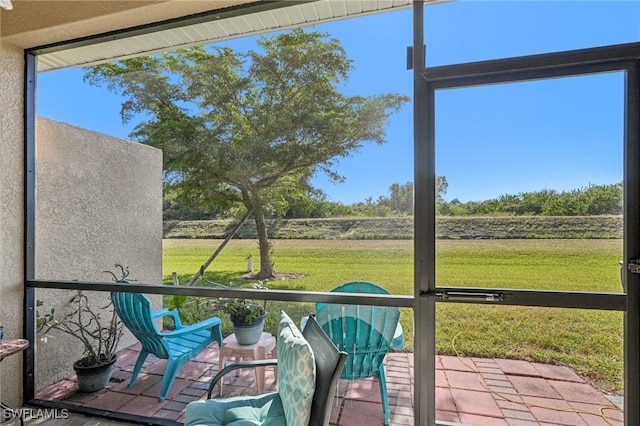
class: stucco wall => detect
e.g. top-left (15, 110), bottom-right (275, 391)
top-left (0, 40), bottom-right (27, 409)
top-left (33, 118), bottom-right (163, 390)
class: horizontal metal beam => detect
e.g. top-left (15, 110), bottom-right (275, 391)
top-left (26, 279), bottom-right (415, 308)
top-left (423, 42), bottom-right (640, 89)
top-left (29, 280), bottom-right (626, 310)
top-left (427, 287), bottom-right (626, 311)
top-left (27, 1), bottom-right (312, 56)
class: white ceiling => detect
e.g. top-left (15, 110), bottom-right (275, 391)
top-left (36, 0), bottom-right (418, 72)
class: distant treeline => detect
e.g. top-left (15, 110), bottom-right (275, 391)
top-left (440, 182), bottom-right (623, 217)
top-left (164, 180), bottom-right (623, 220)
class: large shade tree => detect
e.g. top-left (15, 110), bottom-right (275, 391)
top-left (85, 28), bottom-right (409, 279)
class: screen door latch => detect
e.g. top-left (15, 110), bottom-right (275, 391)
top-left (436, 291), bottom-right (504, 302)
top-left (628, 259), bottom-right (640, 274)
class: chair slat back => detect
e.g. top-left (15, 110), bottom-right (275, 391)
top-left (111, 292), bottom-right (170, 358)
top-left (315, 282), bottom-right (400, 380)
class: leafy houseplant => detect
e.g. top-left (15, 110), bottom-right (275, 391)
top-left (216, 298), bottom-right (266, 346)
top-left (214, 297), bottom-right (266, 325)
top-left (206, 281), bottom-right (269, 345)
top-left (36, 264), bottom-right (127, 391)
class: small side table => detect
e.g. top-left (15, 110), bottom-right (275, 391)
top-left (218, 332), bottom-right (277, 395)
top-left (0, 339), bottom-right (29, 362)
top-left (1, 339), bottom-right (29, 426)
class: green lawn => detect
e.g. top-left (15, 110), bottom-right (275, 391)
top-left (163, 238), bottom-right (624, 394)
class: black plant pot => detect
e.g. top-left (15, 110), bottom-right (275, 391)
top-left (73, 354), bottom-right (117, 393)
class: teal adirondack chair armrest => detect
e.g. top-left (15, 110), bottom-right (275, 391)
top-left (161, 316), bottom-right (221, 338)
top-left (153, 308), bottom-right (183, 329)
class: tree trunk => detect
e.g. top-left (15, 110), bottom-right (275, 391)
top-left (186, 209), bottom-right (252, 286)
top-left (253, 209), bottom-right (276, 279)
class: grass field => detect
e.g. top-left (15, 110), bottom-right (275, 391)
top-left (163, 238), bottom-right (624, 394)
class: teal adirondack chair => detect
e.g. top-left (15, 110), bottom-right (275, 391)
top-left (111, 292), bottom-right (223, 401)
top-left (315, 282), bottom-right (401, 426)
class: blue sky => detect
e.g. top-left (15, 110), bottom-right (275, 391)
top-left (37, 1), bottom-right (640, 204)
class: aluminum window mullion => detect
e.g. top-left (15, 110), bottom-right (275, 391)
top-left (413, 1), bottom-right (434, 424)
top-left (23, 50), bottom-right (37, 403)
top-left (624, 60), bottom-right (640, 425)
top-left (422, 42), bottom-right (640, 86)
top-left (422, 43), bottom-right (640, 426)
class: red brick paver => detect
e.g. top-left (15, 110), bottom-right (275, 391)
top-left (532, 362), bottom-right (585, 383)
top-left (34, 344), bottom-right (624, 426)
top-left (509, 375), bottom-right (563, 399)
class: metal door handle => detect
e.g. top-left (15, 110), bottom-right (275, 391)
top-left (437, 291), bottom-right (504, 302)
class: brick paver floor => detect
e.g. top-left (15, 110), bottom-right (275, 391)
top-left (33, 343), bottom-right (623, 425)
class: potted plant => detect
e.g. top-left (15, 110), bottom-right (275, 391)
top-left (213, 298), bottom-right (266, 345)
top-left (197, 271), bottom-right (269, 345)
top-left (36, 264), bottom-right (127, 392)
top-left (208, 282), bottom-right (269, 345)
